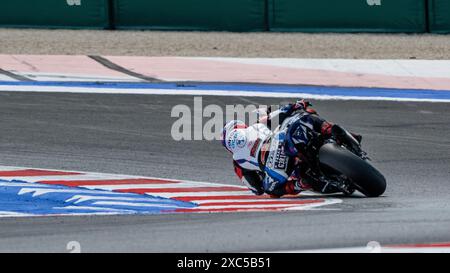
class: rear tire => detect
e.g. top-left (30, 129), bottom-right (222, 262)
top-left (318, 143), bottom-right (386, 197)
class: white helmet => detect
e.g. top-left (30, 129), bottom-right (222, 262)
top-left (222, 120), bottom-right (272, 171)
top-left (222, 120), bottom-right (248, 153)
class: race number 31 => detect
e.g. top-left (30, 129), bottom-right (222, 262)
top-left (66, 0), bottom-right (81, 6)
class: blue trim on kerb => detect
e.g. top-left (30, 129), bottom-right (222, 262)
top-left (0, 179), bottom-right (196, 216)
top-left (1, 81), bottom-right (450, 100)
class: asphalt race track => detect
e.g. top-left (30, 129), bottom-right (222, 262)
top-left (0, 91), bottom-right (449, 252)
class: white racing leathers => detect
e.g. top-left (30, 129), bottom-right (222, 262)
top-left (231, 115), bottom-right (306, 196)
top-left (230, 123), bottom-right (271, 195)
top-left (231, 123), bottom-right (272, 171)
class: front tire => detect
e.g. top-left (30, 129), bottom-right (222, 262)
top-left (318, 143), bottom-right (386, 197)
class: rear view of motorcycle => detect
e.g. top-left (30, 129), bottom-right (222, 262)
top-left (272, 108), bottom-right (387, 198)
top-left (314, 126), bottom-right (386, 197)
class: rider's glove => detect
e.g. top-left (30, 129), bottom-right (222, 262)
top-left (280, 99), bottom-right (314, 116)
top-left (294, 99), bottom-right (312, 110)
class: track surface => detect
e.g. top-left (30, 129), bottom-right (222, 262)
top-left (0, 92), bottom-right (449, 252)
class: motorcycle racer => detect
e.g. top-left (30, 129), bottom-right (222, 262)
top-left (222, 100), bottom-right (362, 197)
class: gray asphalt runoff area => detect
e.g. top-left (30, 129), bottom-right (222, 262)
top-left (0, 92), bottom-right (449, 252)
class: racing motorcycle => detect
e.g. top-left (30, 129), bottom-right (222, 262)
top-left (266, 108), bottom-right (387, 197)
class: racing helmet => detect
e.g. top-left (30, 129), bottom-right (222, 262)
top-left (222, 120), bottom-right (248, 153)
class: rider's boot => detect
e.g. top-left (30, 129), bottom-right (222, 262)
top-left (282, 178), bottom-right (312, 196)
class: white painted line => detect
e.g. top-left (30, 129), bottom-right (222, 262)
top-left (0, 211), bottom-right (32, 217)
top-left (0, 75), bottom-right (18, 81)
top-left (52, 206), bottom-right (133, 213)
top-left (92, 201), bottom-right (184, 208)
top-left (192, 199), bottom-right (284, 204)
top-left (65, 195), bottom-right (171, 204)
top-left (0, 166), bottom-right (25, 171)
top-left (81, 182), bottom-right (233, 190)
top-left (16, 187), bottom-right (123, 197)
top-left (0, 174), bottom-right (134, 183)
top-left (0, 85), bottom-right (449, 102)
top-left (145, 191), bottom-right (254, 198)
top-left (176, 203), bottom-right (325, 210)
top-left (0, 212), bottom-right (123, 218)
top-left (283, 199), bottom-right (343, 211)
top-left (0, 182), bottom-right (49, 188)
